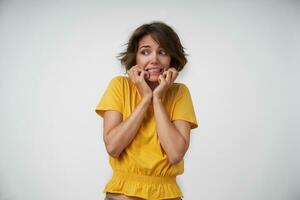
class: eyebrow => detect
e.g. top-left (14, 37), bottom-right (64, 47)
top-left (138, 45), bottom-right (151, 50)
top-left (138, 45), bottom-right (165, 50)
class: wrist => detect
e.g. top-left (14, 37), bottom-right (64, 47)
top-left (152, 95), bottom-right (162, 104)
top-left (141, 95), bottom-right (152, 105)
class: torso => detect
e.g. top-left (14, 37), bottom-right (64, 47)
top-left (101, 77), bottom-right (187, 200)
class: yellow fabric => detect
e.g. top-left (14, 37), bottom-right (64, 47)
top-left (95, 75), bottom-right (198, 200)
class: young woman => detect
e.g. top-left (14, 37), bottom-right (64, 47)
top-left (95, 21), bottom-right (198, 200)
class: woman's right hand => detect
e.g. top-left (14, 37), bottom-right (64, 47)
top-left (128, 65), bottom-right (152, 101)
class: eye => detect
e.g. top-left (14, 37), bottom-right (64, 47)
top-left (140, 50), bottom-right (150, 55)
top-left (159, 49), bottom-right (167, 55)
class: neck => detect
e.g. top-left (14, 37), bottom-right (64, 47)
top-left (146, 80), bottom-right (159, 91)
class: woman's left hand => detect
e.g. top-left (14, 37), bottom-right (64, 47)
top-left (153, 67), bottom-right (178, 100)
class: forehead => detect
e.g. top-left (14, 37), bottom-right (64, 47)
top-left (138, 34), bottom-right (160, 48)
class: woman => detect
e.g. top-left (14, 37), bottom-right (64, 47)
top-left (95, 21), bottom-right (198, 200)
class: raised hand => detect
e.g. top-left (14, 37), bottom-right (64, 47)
top-left (128, 65), bottom-right (152, 100)
top-left (153, 67), bottom-right (178, 100)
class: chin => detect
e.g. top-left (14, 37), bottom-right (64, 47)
top-left (147, 77), bottom-right (159, 82)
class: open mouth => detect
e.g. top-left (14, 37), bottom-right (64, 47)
top-left (146, 68), bottom-right (164, 74)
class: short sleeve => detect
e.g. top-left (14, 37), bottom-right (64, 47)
top-left (171, 84), bottom-right (198, 129)
top-left (95, 76), bottom-right (124, 118)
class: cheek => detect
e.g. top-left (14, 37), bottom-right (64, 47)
top-left (136, 55), bottom-right (148, 66)
top-left (161, 57), bottom-right (171, 66)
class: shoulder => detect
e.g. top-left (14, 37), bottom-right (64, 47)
top-left (164, 82), bottom-right (191, 102)
top-left (110, 75), bottom-right (128, 82)
top-left (170, 82), bottom-right (190, 94)
top-left (108, 75), bottom-right (131, 86)
top-left (107, 75), bottom-right (136, 93)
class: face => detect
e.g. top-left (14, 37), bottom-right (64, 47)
top-left (136, 34), bottom-right (171, 82)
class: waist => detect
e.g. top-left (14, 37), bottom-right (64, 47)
top-left (104, 170), bottom-right (182, 199)
top-left (112, 170), bottom-right (177, 184)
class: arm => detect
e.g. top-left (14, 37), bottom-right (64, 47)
top-left (103, 65), bottom-right (152, 158)
top-left (152, 68), bottom-right (191, 164)
top-left (103, 96), bottom-right (151, 158)
top-left (153, 97), bottom-right (191, 164)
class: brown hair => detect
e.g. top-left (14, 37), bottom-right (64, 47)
top-left (117, 21), bottom-right (188, 72)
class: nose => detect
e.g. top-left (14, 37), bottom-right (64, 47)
top-left (149, 52), bottom-right (159, 64)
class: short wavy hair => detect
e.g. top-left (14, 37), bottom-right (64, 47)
top-left (117, 21), bottom-right (188, 72)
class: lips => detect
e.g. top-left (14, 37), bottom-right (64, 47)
top-left (146, 68), bottom-right (163, 76)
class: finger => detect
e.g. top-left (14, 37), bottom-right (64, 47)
top-left (171, 71), bottom-right (178, 82)
top-left (144, 71), bottom-right (150, 79)
top-left (131, 69), bottom-right (138, 80)
top-left (131, 64), bottom-right (139, 70)
top-left (133, 69), bottom-right (140, 77)
top-left (141, 70), bottom-right (150, 80)
top-left (128, 65), bottom-right (136, 73)
top-left (162, 71), bottom-right (168, 79)
top-left (140, 70), bottom-right (147, 80)
top-left (168, 67), bottom-right (177, 72)
top-left (168, 67), bottom-right (178, 75)
top-left (128, 70), bottom-right (137, 83)
top-left (129, 68), bottom-right (139, 81)
top-left (165, 70), bottom-right (172, 83)
top-left (162, 70), bottom-right (171, 82)
top-left (168, 67), bottom-right (178, 82)
top-left (158, 74), bottom-right (166, 85)
top-left (158, 74), bottom-right (163, 84)
top-left (129, 65), bottom-right (142, 73)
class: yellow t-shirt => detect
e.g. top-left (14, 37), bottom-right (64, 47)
top-left (95, 75), bottom-right (198, 200)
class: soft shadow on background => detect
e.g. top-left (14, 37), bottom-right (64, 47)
top-left (0, 1), bottom-right (299, 200)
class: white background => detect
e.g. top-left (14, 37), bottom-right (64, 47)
top-left (0, 0), bottom-right (299, 200)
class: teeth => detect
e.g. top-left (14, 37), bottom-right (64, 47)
top-left (149, 69), bottom-right (160, 72)
top-left (147, 68), bottom-right (161, 72)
